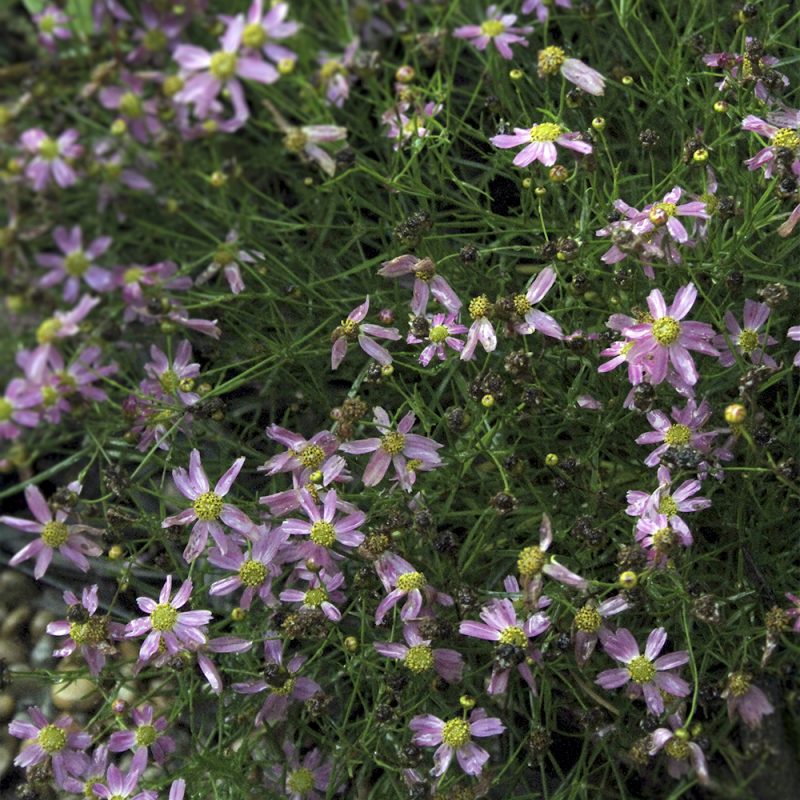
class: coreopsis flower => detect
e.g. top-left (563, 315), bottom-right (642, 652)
top-left (490, 122), bottom-right (592, 167)
top-left (572, 596), bottom-right (629, 666)
top-left (339, 406), bottom-right (443, 491)
top-left (99, 73), bottom-right (163, 143)
top-left (280, 123), bottom-right (349, 176)
top-left (512, 267), bottom-right (564, 338)
top-left (238, 0), bottom-right (299, 68)
top-left (108, 705), bottom-right (175, 765)
top-left (259, 424), bottom-right (345, 486)
top-left (721, 672), bottom-right (775, 728)
top-left (19, 127), bottom-right (83, 190)
top-left (118, 260), bottom-right (191, 311)
top-left (741, 116), bottom-right (800, 177)
top-left (703, 39), bottom-right (788, 103)
top-left (407, 312), bottom-right (468, 365)
top-left (636, 398), bottom-right (718, 468)
top-left (233, 637), bottom-right (321, 725)
top-left (281, 489), bottom-right (364, 572)
top-left (208, 524), bottom-right (288, 609)
top-left (378, 254), bottom-right (461, 316)
top-left (2, 483), bottom-right (101, 579)
top-left (522, 0), bottom-right (572, 22)
top-left (126, 4), bottom-right (185, 65)
top-left (409, 708), bottom-right (505, 777)
top-left (161, 449), bottom-right (252, 561)
top-left (537, 45), bottom-right (605, 95)
top-left (331, 296), bottom-right (401, 370)
top-left (265, 741), bottom-right (337, 800)
top-left (61, 744), bottom-right (109, 796)
top-left (713, 299), bottom-right (777, 367)
top-left (623, 284), bottom-right (718, 387)
top-left (382, 100), bottom-right (442, 150)
top-left (635, 513), bottom-right (692, 563)
top-left (35, 296), bottom-right (101, 352)
top-left (280, 568), bottom-right (346, 621)
top-left (460, 597), bottom-right (550, 694)
top-left (374, 622), bottom-right (464, 682)
top-left (649, 713), bottom-right (709, 785)
top-left (374, 552), bottom-right (453, 623)
top-left (785, 592), bottom-right (800, 632)
top-left (124, 576), bottom-right (212, 663)
top-left (9, 707), bottom-right (91, 788)
top-left (36, 226), bottom-right (114, 302)
top-left (453, 7), bottom-right (533, 60)
top-left (46, 584), bottom-right (124, 676)
top-left (141, 341), bottom-right (201, 406)
top-left (786, 325), bottom-right (800, 366)
top-left (461, 294), bottom-right (497, 360)
top-left (33, 5), bottom-right (71, 51)
top-left (0, 377), bottom-right (41, 439)
top-left (91, 748), bottom-right (154, 800)
top-left (317, 38), bottom-right (359, 107)
top-left (596, 627), bottom-right (690, 715)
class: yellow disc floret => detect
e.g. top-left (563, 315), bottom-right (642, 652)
top-left (468, 295), bottom-right (491, 319)
top-left (404, 643), bottom-right (434, 672)
top-left (481, 19), bottom-right (506, 37)
top-left (538, 46), bottom-right (566, 76)
top-left (193, 491), bottom-right (223, 521)
top-left (64, 251), bottom-right (90, 277)
top-left (627, 655), bottom-right (656, 684)
top-left (298, 444), bottom-right (325, 469)
top-left (441, 718), bottom-right (471, 748)
top-left (37, 724), bottom-right (67, 754)
top-left (499, 625), bottom-right (527, 647)
top-left (381, 431), bottom-right (406, 455)
top-left (574, 606), bottom-right (602, 633)
top-left (238, 559), bottom-right (267, 587)
top-left (209, 51), bottom-right (238, 80)
top-left (150, 603), bottom-right (178, 632)
top-left (310, 521), bottom-right (336, 547)
top-left (664, 424), bottom-right (691, 447)
top-left (242, 22), bottom-right (267, 49)
top-left (529, 123), bottom-right (563, 142)
top-left (396, 571), bottom-right (426, 592)
top-left (773, 128), bottom-right (800, 150)
top-left (287, 767), bottom-right (314, 794)
top-left (42, 520), bottom-right (69, 548)
top-left (651, 316), bottom-right (681, 346)
top-left (517, 545), bottom-right (545, 577)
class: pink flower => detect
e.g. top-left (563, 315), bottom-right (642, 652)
top-left (453, 6), bottom-right (533, 60)
top-left (108, 705), bottom-right (175, 766)
top-left (338, 406), bottom-right (443, 491)
top-left (317, 39), bottom-right (359, 107)
top-left (374, 622), bottom-right (464, 682)
top-left (713, 299), bottom-right (777, 367)
top-left (265, 741), bottom-right (337, 800)
top-left (141, 340), bottom-right (201, 406)
top-left (491, 122), bottom-right (592, 168)
top-left (704, 40), bottom-right (787, 103)
top-left (378, 254), bottom-right (461, 316)
top-left (461, 294), bottom-right (497, 360)
top-left (409, 707), bottom-right (505, 777)
top-left (2, 483), bottom-right (101, 579)
top-left (331, 296), bottom-right (401, 370)
top-left (636, 398), bottom-right (719, 468)
top-left (522, 0), bottom-right (572, 22)
top-left (624, 284), bottom-right (718, 386)
top-left (374, 552), bottom-right (453, 624)
top-left (258, 425), bottom-right (345, 486)
top-left (649, 712), bottom-right (709, 785)
top-left (19, 128), bottom-right (83, 191)
top-left (161, 449), bottom-right (252, 562)
top-left (513, 267), bottom-right (564, 338)
top-left (238, 1), bottom-right (299, 67)
top-left (635, 512), bottom-right (693, 564)
top-left (382, 100), bottom-right (442, 150)
top-left (721, 673), bottom-right (775, 728)
top-left (632, 188), bottom-right (709, 246)
top-left (407, 312), bottom-right (468, 366)
top-left (0, 377), bottom-right (41, 439)
top-left (537, 45), bottom-right (605, 95)
top-left (124, 575), bottom-right (212, 663)
top-left (92, 748), bottom-right (154, 800)
top-left (9, 707), bottom-right (91, 788)
top-left (596, 627), bottom-right (690, 715)
top-left (99, 72), bottom-right (163, 143)
top-left (572, 596), bottom-right (629, 667)
top-left (741, 115), bottom-right (800, 178)
top-left (785, 592), bottom-right (800, 632)
top-left (280, 568), bottom-right (347, 621)
top-left (36, 226), bottom-right (114, 302)
top-left (33, 5), bottom-right (71, 51)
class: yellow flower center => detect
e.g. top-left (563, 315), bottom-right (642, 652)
top-left (665, 738), bottom-right (691, 760)
top-left (381, 431), bottom-right (406, 455)
top-left (43, 386), bottom-right (61, 407)
top-left (404, 644), bottom-right (434, 672)
top-left (162, 75), bottom-right (184, 97)
top-left (242, 22), bottom-right (267, 49)
top-left (39, 136), bottom-right (60, 160)
top-left (429, 324), bottom-right (449, 343)
top-left (728, 672), bottom-right (751, 697)
top-left (648, 202), bottom-right (676, 225)
top-left (69, 617), bottom-right (108, 646)
top-left (37, 724), bottom-right (67, 754)
top-left (119, 92), bottom-right (143, 118)
top-left (574, 606), bottom-right (602, 633)
top-left (651, 316), bottom-right (681, 346)
top-left (310, 520), bottom-right (336, 547)
top-left (272, 676), bottom-right (296, 696)
top-left (39, 14), bottom-right (56, 34)
top-left (304, 587), bottom-right (327, 607)
top-left (42, 520), bottom-right (69, 548)
top-left (150, 603), bottom-right (178, 631)
top-left (664, 424), bottom-right (691, 447)
top-left (468, 294), bottom-right (491, 319)
top-left (396, 571), bottom-right (426, 592)
top-left (319, 60), bottom-right (342, 81)
top-left (287, 767), bottom-right (315, 794)
top-left (64, 250), bottom-right (90, 277)
top-left (143, 28), bottom-right (167, 51)
top-left (529, 123), bottom-right (563, 142)
top-left (738, 328), bottom-right (759, 353)
top-left (238, 559), bottom-right (267, 587)
top-left (773, 128), bottom-right (800, 150)
top-left (123, 267), bottom-right (144, 284)
top-left (298, 444), bottom-right (325, 469)
top-left (135, 724), bottom-right (157, 747)
top-left (499, 625), bottom-right (527, 647)
top-left (441, 718), bottom-right (471, 748)
top-left (658, 495), bottom-right (678, 517)
top-left (283, 128), bottom-right (308, 153)
top-left (513, 294), bottom-right (531, 315)
top-left (627, 655), bottom-right (656, 684)
top-left (209, 51), bottom-right (238, 80)
top-left (159, 369), bottom-right (179, 394)
top-left (652, 526), bottom-right (676, 552)
top-left (538, 45), bottom-right (566, 75)
top-left (37, 318), bottom-right (62, 344)
top-left (0, 397), bottom-right (12, 421)
top-left (517, 545), bottom-right (545, 577)
top-left (481, 19), bottom-right (506, 37)
top-left (193, 491), bottom-right (223, 521)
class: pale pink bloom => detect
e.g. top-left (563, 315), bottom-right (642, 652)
top-left (636, 398), bottom-right (719, 468)
top-left (409, 707), bottom-right (505, 777)
top-left (522, 0), bottom-right (572, 22)
top-left (596, 627), bottom-right (690, 715)
top-left (537, 46), bottom-right (605, 95)
top-left (491, 122), bottom-right (592, 167)
top-left (785, 592), bottom-right (800, 632)
top-left (378, 254), bottom-right (461, 315)
top-left (185, 635), bottom-right (252, 695)
top-left (713, 299), bottom-right (777, 367)
top-left (461, 295), bottom-right (497, 360)
top-left (374, 551), bottom-right (453, 624)
top-left (407, 312), bottom-right (468, 366)
top-left (20, 127), bottom-right (83, 191)
top-left (382, 100), bottom-right (442, 150)
top-left (108, 705), bottom-right (175, 765)
top-left (141, 340), bottom-right (201, 406)
top-left (237, 0), bottom-right (299, 67)
top-left (630, 187), bottom-right (709, 245)
top-left (280, 568), bottom-right (346, 621)
top-left (33, 5), bottom-right (71, 51)
top-left (704, 40), bottom-right (787, 103)
top-left (453, 6), bottom-right (533, 60)
top-left (258, 425), bottom-right (345, 486)
top-left (572, 595), bottom-right (629, 667)
top-left (317, 38), bottom-right (359, 107)
top-left (722, 674), bottom-right (775, 728)
top-left (513, 267), bottom-right (563, 338)
top-left (649, 712), bottom-right (709, 785)
top-left (92, 748), bottom-right (153, 800)
top-left (265, 741), bottom-right (337, 800)
top-left (37, 226), bottom-right (114, 302)
top-left (281, 123), bottom-right (348, 176)
top-left (0, 377), bottom-right (41, 439)
top-left (99, 72), bottom-right (163, 143)
top-left (374, 622), bottom-right (463, 682)
top-left (35, 295), bottom-right (101, 348)
top-left (741, 115), bottom-right (800, 178)
top-left (117, 260), bottom-right (191, 312)
top-left (635, 512), bottom-right (693, 563)
top-left (330, 296), bottom-right (401, 370)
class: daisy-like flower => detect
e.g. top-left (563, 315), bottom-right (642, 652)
top-left (536, 45), bottom-right (605, 95)
top-left (460, 597), bottom-right (550, 695)
top-left (19, 127), bottom-right (83, 191)
top-left (280, 568), bottom-right (346, 621)
top-left (378, 254), bottom-right (461, 316)
top-left (118, 260), bottom-right (191, 311)
top-left (721, 672), bottom-right (775, 728)
top-left (703, 40), bottom-right (788, 104)
top-left (522, 0), bottom-right (572, 23)
top-left (635, 512), bottom-right (693, 563)
top-left (161, 449), bottom-right (252, 561)
top-left (636, 398), bottom-right (718, 468)
top-left (265, 741), bottom-right (337, 800)
top-left (374, 622), bottom-right (464, 683)
top-left (36, 226), bottom-right (114, 302)
top-left (649, 712), bottom-right (710, 786)
top-left (2, 483), bottom-right (101, 579)
top-left (630, 188), bottom-right (709, 248)
top-left (409, 708), bottom-right (505, 777)
top-left (233, 637), bottom-right (321, 725)
top-left (331, 296), bottom-right (401, 370)
top-left (33, 5), bottom-right (71, 51)
top-left (0, 377), bottom-right (41, 439)
top-left (46, 584), bottom-right (124, 676)
top-left (339, 406), bottom-right (443, 491)
top-left (238, 0), bottom-right (299, 68)
top-left (9, 707), bottom-right (91, 788)
top-left (490, 121), bottom-right (592, 167)
top-left (92, 748), bottom-right (154, 800)
top-left (461, 294), bottom-right (498, 360)
top-left (596, 627), bottom-right (690, 715)
top-left (124, 576), bottom-right (212, 663)
top-left (108, 705), bottom-right (175, 765)
top-left (572, 596), bottom-right (629, 667)
top-left (512, 267), bottom-right (564, 338)
top-left (317, 38), bottom-right (359, 107)
top-left (209, 524), bottom-right (287, 609)
top-left (98, 72), bottom-right (163, 144)
top-left (280, 123), bottom-right (349, 176)
top-left (141, 341), bottom-right (201, 406)
top-left (374, 552), bottom-right (453, 624)
top-left (259, 425), bottom-right (345, 486)
top-left (407, 312), bottom-right (468, 366)
top-left (453, 6), bottom-right (533, 60)
top-left (713, 299), bottom-right (777, 368)
top-left (741, 116), bottom-right (800, 178)
top-left (281, 488), bottom-right (365, 573)
top-left (623, 284), bottom-right (718, 387)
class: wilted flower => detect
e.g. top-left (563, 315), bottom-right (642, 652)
top-left (407, 312), bottom-right (468, 365)
top-left (331, 296), bottom-right (401, 370)
top-left (721, 672), bottom-right (775, 728)
top-left (572, 596), bottom-right (629, 667)
top-left (141, 341), bottom-right (201, 406)
top-left (537, 45), bottom-right (605, 95)
top-left (374, 552), bottom-right (453, 624)
top-left (649, 713), bottom-right (709, 785)
top-left (522, 0), bottom-right (572, 23)
top-left (378, 254), bottom-right (461, 316)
